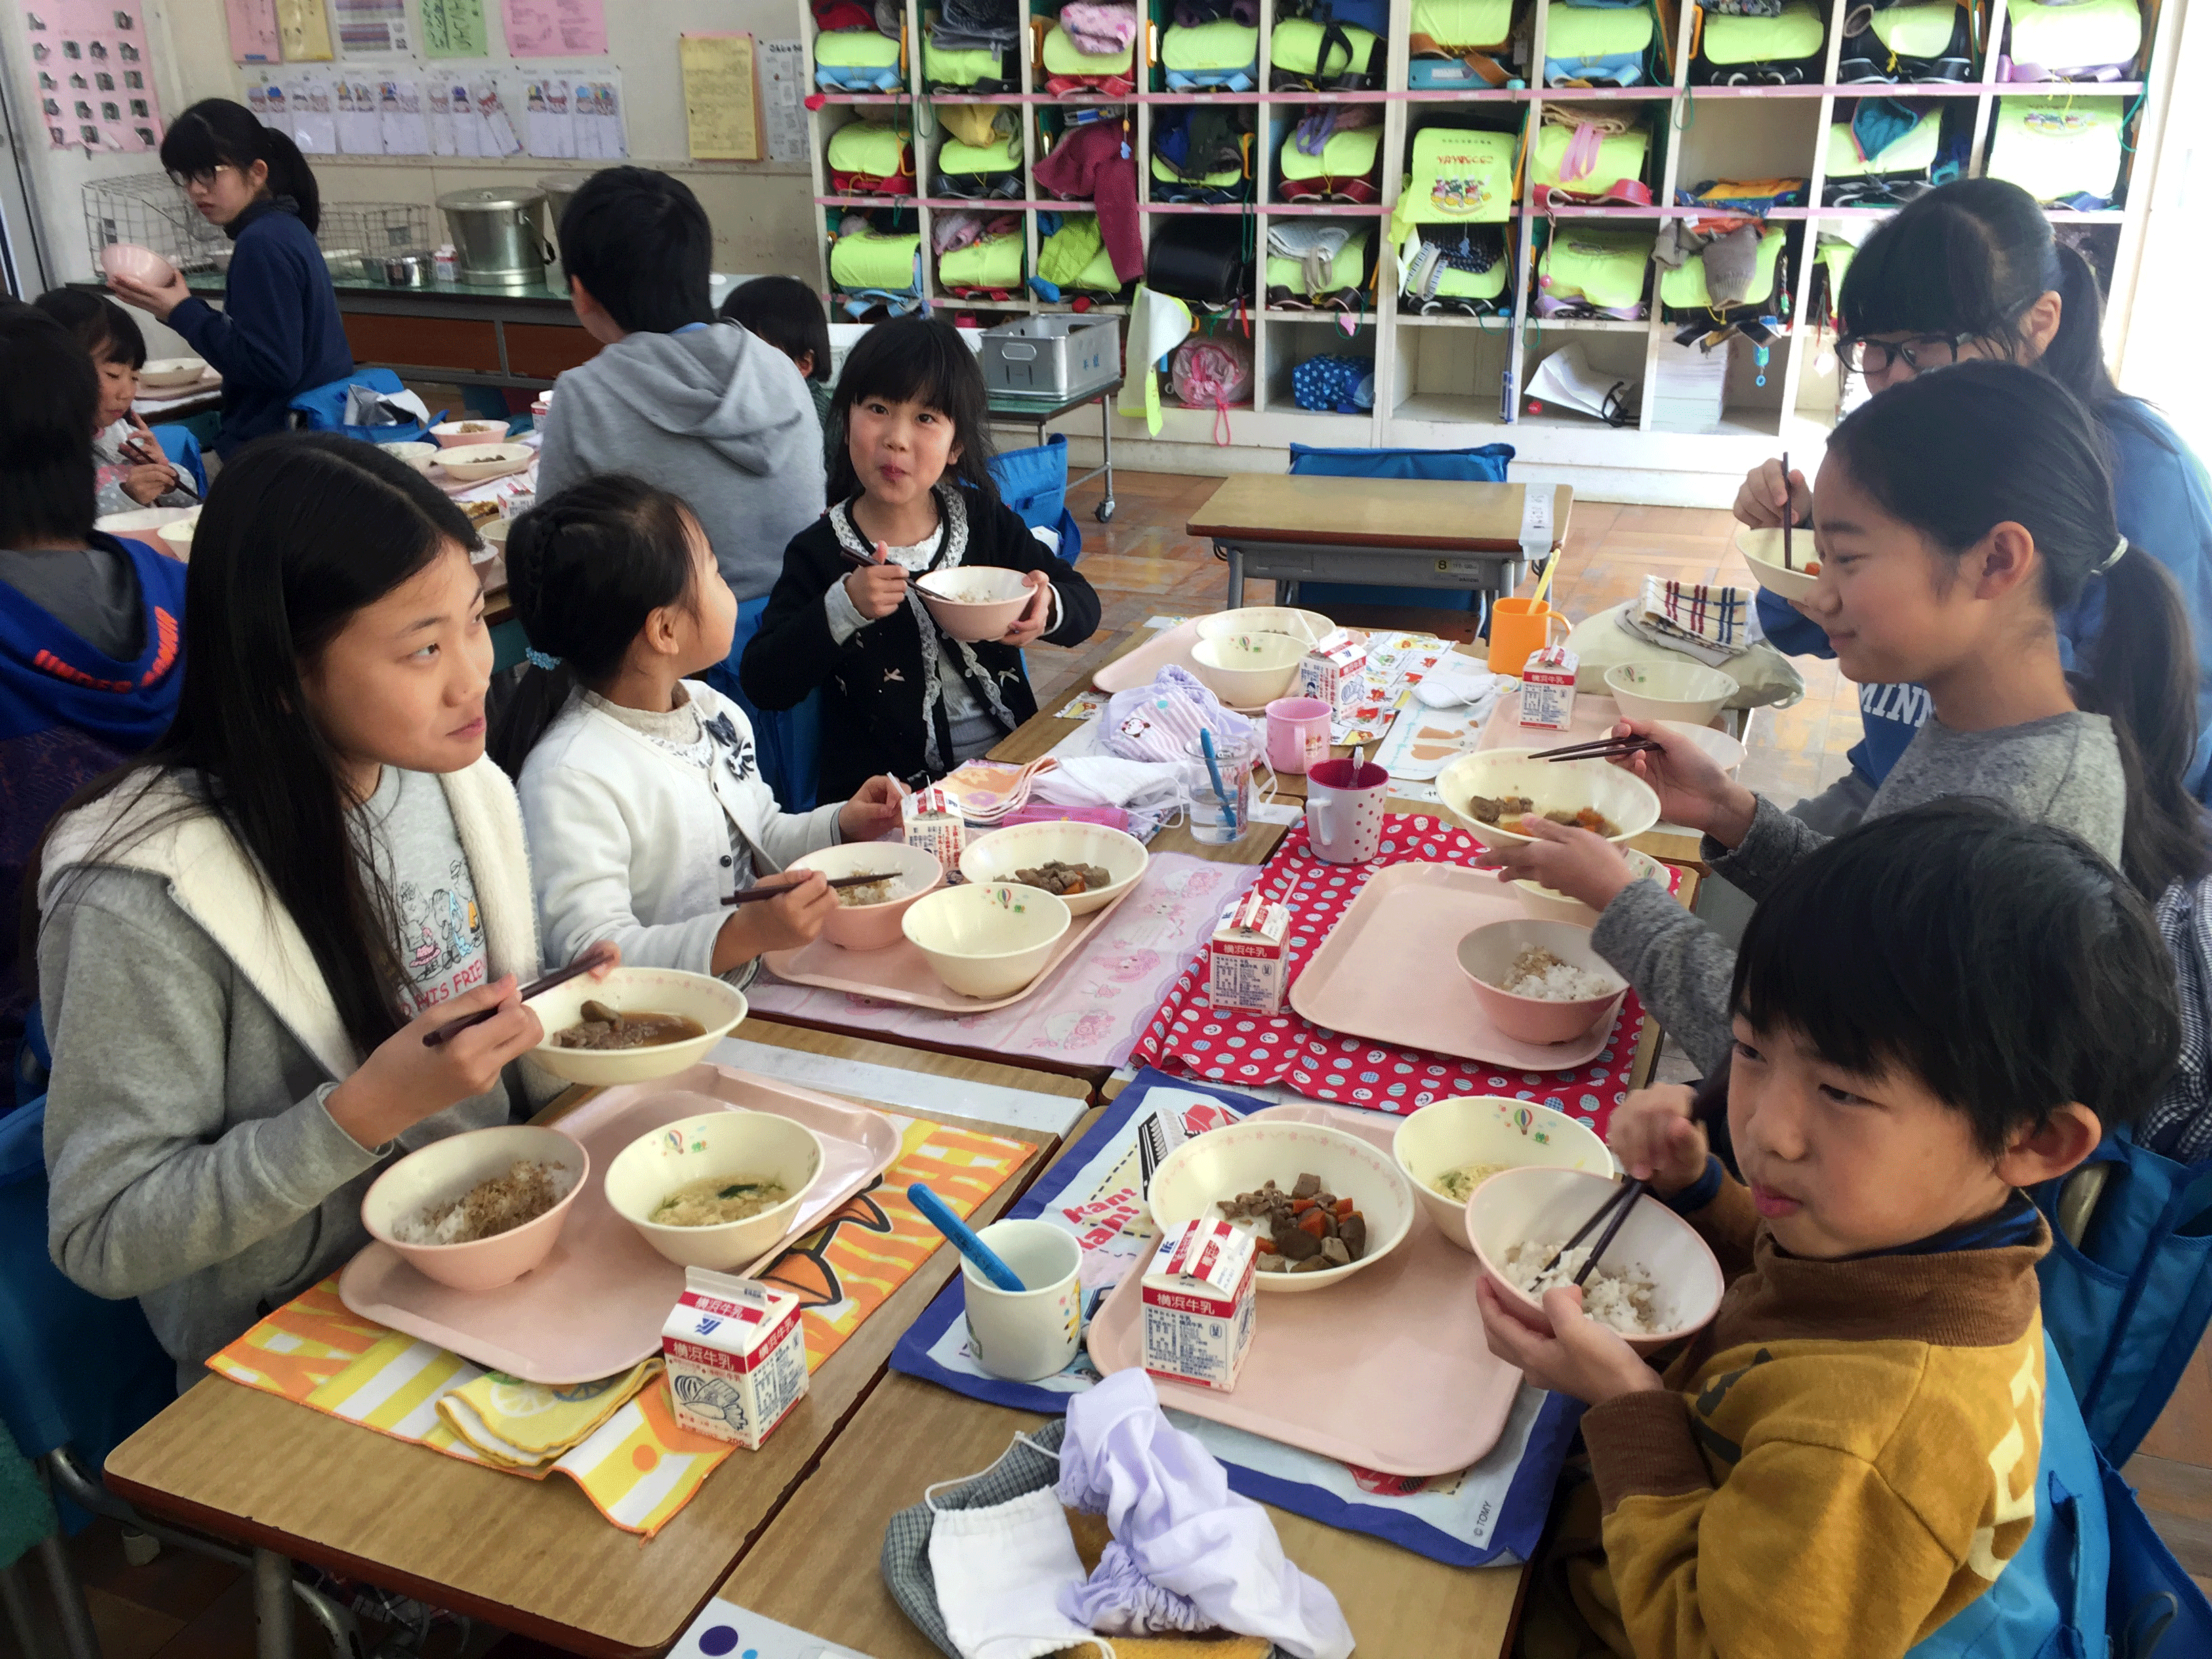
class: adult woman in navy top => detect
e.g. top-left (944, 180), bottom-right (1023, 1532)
top-left (105, 99), bottom-right (352, 458)
top-left (1737, 178), bottom-right (2212, 829)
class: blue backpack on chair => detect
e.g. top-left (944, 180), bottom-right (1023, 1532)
top-left (287, 366), bottom-right (437, 447)
top-left (1284, 442), bottom-right (1515, 617)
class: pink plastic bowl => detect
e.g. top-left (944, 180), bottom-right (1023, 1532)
top-left (360, 1125), bottom-right (589, 1292)
top-left (100, 243), bottom-right (176, 287)
top-left (786, 841), bottom-right (946, 951)
top-left (1456, 918), bottom-right (1628, 1046)
top-left (430, 419), bottom-right (512, 449)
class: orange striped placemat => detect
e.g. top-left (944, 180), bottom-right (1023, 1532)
top-left (207, 1114), bottom-right (1033, 1534)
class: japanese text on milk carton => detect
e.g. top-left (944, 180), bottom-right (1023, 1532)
top-left (660, 1269), bottom-right (809, 1450)
top-left (1209, 892), bottom-right (1291, 1014)
top-left (1143, 1218), bottom-right (1256, 1392)
top-left (1300, 629), bottom-right (1368, 723)
top-left (1517, 644), bottom-right (1579, 731)
top-left (903, 783), bottom-right (966, 875)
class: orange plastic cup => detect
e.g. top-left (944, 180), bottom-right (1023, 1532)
top-left (1486, 598), bottom-right (1570, 675)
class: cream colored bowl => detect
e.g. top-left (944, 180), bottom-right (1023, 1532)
top-left (1391, 1096), bottom-right (1612, 1252)
top-left (525, 965), bottom-right (747, 1086)
top-left (378, 441), bottom-right (440, 471)
top-left (786, 840), bottom-right (945, 951)
top-left (1736, 524), bottom-right (1819, 603)
top-left (1189, 631), bottom-right (1306, 708)
top-left (436, 443), bottom-right (533, 483)
top-left (1605, 661), bottom-right (1739, 727)
top-left (1513, 847), bottom-right (1667, 927)
top-left (901, 882), bottom-right (1072, 999)
top-left (602, 1105), bottom-right (824, 1271)
top-left (1456, 918), bottom-right (1627, 1046)
top-left (360, 1125), bottom-right (589, 1291)
top-left (431, 418), bottom-right (511, 447)
top-left (958, 821), bottom-right (1148, 916)
top-left (916, 567), bottom-right (1033, 642)
top-left (1436, 747), bottom-right (1662, 848)
top-left (1656, 720), bottom-right (1745, 777)
top-left (1193, 607), bottom-right (1334, 647)
top-left (95, 506), bottom-right (194, 543)
top-left (138, 356), bottom-right (206, 388)
top-left (156, 508), bottom-right (202, 561)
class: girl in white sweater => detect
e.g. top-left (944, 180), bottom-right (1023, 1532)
top-left (497, 474), bottom-right (904, 981)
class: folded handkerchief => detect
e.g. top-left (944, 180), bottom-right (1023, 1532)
top-left (436, 1357), bottom-right (663, 1468)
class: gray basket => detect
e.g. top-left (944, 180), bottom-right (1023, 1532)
top-left (979, 314), bottom-right (1120, 399)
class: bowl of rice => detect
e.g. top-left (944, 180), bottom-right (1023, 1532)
top-left (361, 1125), bottom-right (590, 1291)
top-left (915, 567), bottom-right (1036, 642)
top-left (1467, 1166), bottom-right (1723, 1354)
top-left (603, 1103), bottom-right (825, 1271)
top-left (1391, 1097), bottom-right (1613, 1253)
top-left (786, 840), bottom-right (945, 951)
top-left (1513, 848), bottom-right (1669, 928)
top-left (1456, 919), bottom-right (1629, 1046)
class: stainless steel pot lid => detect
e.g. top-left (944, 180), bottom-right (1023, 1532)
top-left (436, 185), bottom-right (547, 213)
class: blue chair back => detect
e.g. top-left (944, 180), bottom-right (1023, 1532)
top-left (1284, 443), bottom-right (1516, 615)
top-left (990, 436), bottom-right (1084, 565)
top-left (287, 367), bottom-right (436, 446)
top-left (0, 1098), bottom-right (176, 1531)
top-left (145, 424), bottom-right (207, 497)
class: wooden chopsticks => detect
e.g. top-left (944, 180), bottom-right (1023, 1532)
top-left (721, 872), bottom-right (897, 907)
top-left (1528, 734), bottom-right (1663, 764)
top-left (1533, 1176), bottom-right (1652, 1284)
top-left (422, 943), bottom-right (614, 1048)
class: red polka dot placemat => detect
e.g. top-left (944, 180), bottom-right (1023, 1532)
top-left (1130, 814), bottom-right (1681, 1141)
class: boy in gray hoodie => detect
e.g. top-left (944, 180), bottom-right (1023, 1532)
top-left (537, 167), bottom-right (827, 799)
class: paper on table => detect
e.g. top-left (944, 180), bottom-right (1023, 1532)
top-left (375, 77), bottom-right (428, 154)
top-left (419, 0), bottom-right (486, 56)
top-left (275, 0), bottom-right (333, 58)
top-left (759, 39), bottom-right (811, 163)
top-left (226, 0), bottom-right (280, 62)
top-left (505, 0), bottom-right (607, 56)
top-left (679, 32), bottom-right (761, 161)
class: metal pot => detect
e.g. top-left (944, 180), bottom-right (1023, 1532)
top-left (384, 253), bottom-right (426, 287)
top-left (434, 186), bottom-right (552, 287)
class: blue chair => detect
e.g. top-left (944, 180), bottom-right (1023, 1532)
top-left (991, 435), bottom-right (1084, 567)
top-left (0, 1099), bottom-right (359, 1659)
top-left (146, 424), bottom-right (207, 497)
top-left (1284, 442), bottom-right (1517, 620)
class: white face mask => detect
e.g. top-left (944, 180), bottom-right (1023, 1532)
top-left (928, 1485), bottom-right (1110, 1659)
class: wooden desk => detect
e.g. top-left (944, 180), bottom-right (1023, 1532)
top-left (102, 1038), bottom-right (1090, 1659)
top-left (1188, 476), bottom-right (1572, 610)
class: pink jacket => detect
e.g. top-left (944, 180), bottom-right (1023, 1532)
top-left (1035, 119), bottom-right (1143, 282)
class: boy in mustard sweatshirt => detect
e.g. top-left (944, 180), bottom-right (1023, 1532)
top-left (1479, 800), bottom-right (2182, 1659)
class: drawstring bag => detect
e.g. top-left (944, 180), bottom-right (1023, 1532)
top-left (827, 121), bottom-right (917, 194)
top-left (1161, 18), bottom-right (1261, 87)
top-left (1291, 353), bottom-right (1374, 413)
top-left (1169, 335), bottom-right (1254, 443)
top-left (1105, 665), bottom-right (1258, 764)
top-left (1268, 16), bottom-right (1384, 88)
top-left (2001, 0), bottom-right (2143, 81)
top-left (1535, 226), bottom-right (1651, 319)
top-left (1838, 0), bottom-right (1973, 83)
top-left (1984, 94), bottom-right (2128, 207)
top-left (935, 131), bottom-right (1023, 199)
top-left (1543, 0), bottom-right (1655, 85)
top-left (1657, 224), bottom-right (1787, 310)
top-left (1277, 122), bottom-right (1384, 203)
top-left (1393, 125), bottom-right (1517, 228)
top-left (815, 27), bottom-right (905, 90)
top-left (1694, 0), bottom-right (1827, 83)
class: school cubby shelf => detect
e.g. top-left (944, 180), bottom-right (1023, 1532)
top-left (800, 0), bottom-right (2177, 502)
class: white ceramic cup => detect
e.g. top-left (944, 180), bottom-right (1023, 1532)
top-left (1306, 756), bottom-right (1388, 863)
top-left (960, 1219), bottom-right (1084, 1381)
top-left (1265, 695), bottom-right (1332, 775)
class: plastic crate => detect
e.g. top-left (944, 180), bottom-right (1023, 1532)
top-left (81, 173), bottom-right (228, 274)
top-left (978, 314), bottom-right (1120, 399)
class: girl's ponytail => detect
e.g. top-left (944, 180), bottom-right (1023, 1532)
top-left (2041, 240), bottom-right (2121, 410)
top-left (159, 98), bottom-right (322, 234)
top-left (258, 125), bottom-right (322, 235)
top-left (1827, 359), bottom-right (2209, 897)
top-left (487, 474), bottom-right (701, 779)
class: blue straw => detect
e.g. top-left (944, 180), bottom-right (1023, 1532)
top-left (908, 1183), bottom-right (1027, 1292)
top-left (1198, 728), bottom-right (1238, 837)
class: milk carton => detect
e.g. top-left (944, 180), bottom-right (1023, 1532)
top-left (1517, 645), bottom-right (1579, 731)
top-left (1299, 628), bottom-right (1368, 724)
top-left (1208, 891), bottom-right (1291, 1014)
top-left (659, 1269), bottom-right (810, 1450)
top-left (1142, 1218), bottom-right (1256, 1392)
top-left (903, 783), bottom-right (966, 876)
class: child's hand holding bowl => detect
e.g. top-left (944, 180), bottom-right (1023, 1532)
top-left (998, 571), bottom-right (1054, 647)
top-left (1475, 1277), bottom-right (1666, 1408)
top-left (106, 264), bottom-right (192, 322)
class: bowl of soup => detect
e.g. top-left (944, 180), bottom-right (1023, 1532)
top-left (525, 965), bottom-right (747, 1085)
top-left (602, 1105), bottom-right (824, 1270)
top-left (1390, 1096), bottom-right (1611, 1252)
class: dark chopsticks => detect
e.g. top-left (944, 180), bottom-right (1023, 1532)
top-left (1533, 1177), bottom-right (1646, 1280)
top-left (1780, 450), bottom-right (1794, 571)
top-left (720, 872), bottom-right (897, 907)
top-left (422, 943), bottom-right (614, 1048)
top-left (1528, 734), bottom-right (1664, 764)
top-left (1572, 1179), bottom-right (1650, 1287)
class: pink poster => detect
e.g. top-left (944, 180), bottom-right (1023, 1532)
top-left (503, 0), bottom-right (605, 57)
top-left (225, 0), bottom-right (279, 62)
top-left (22, 0), bottom-right (165, 151)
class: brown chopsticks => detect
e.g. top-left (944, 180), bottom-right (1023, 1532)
top-left (1533, 1176), bottom-right (1652, 1284)
top-left (1780, 450), bottom-right (1794, 571)
top-left (721, 872), bottom-right (897, 907)
top-left (1528, 734), bottom-right (1664, 764)
top-left (422, 942), bottom-right (615, 1048)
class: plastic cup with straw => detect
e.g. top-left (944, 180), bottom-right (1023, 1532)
top-left (1199, 726), bottom-right (1240, 840)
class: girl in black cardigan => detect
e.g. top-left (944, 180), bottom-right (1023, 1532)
top-left (741, 318), bottom-right (1100, 802)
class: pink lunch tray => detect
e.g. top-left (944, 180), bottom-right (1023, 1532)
top-left (1091, 619), bottom-right (1273, 713)
top-left (1089, 1103), bottom-right (1523, 1477)
top-left (1477, 691), bottom-right (1624, 754)
top-left (337, 1063), bottom-right (900, 1384)
top-left (760, 880), bottom-right (1136, 1012)
top-left (1287, 861), bottom-right (1622, 1070)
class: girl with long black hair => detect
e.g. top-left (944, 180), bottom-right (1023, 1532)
top-left (33, 436), bottom-right (602, 1382)
top-left (1736, 178), bottom-right (2212, 825)
top-left (104, 98), bottom-right (353, 457)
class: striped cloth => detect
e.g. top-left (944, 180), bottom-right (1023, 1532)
top-left (1624, 575), bottom-right (1763, 668)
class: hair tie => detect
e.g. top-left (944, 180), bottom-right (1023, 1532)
top-left (2097, 536), bottom-right (2128, 574)
top-left (525, 647), bottom-right (563, 671)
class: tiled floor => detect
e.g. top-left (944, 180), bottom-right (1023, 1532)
top-left (4, 472), bottom-right (2198, 1659)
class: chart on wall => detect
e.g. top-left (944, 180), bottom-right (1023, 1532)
top-left (247, 64), bottom-right (625, 159)
top-left (20, 0), bottom-right (165, 150)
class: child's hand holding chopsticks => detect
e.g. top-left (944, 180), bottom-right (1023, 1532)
top-left (842, 541), bottom-right (908, 619)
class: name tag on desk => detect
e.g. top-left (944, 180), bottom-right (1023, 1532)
top-left (670, 1600), bottom-right (872, 1659)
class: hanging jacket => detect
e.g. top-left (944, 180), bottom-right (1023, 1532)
top-left (1034, 119), bottom-right (1143, 282)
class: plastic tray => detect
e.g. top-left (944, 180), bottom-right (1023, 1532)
top-left (1088, 1102), bottom-right (1523, 1476)
top-left (337, 1064), bottom-right (900, 1383)
top-left (1091, 619), bottom-right (1275, 714)
top-left (760, 881), bottom-right (1136, 1011)
top-left (1287, 862), bottom-right (1621, 1070)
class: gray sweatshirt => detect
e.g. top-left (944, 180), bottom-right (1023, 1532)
top-left (535, 322), bottom-right (827, 603)
top-left (37, 760), bottom-right (546, 1385)
top-left (1593, 711), bottom-right (2123, 1076)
